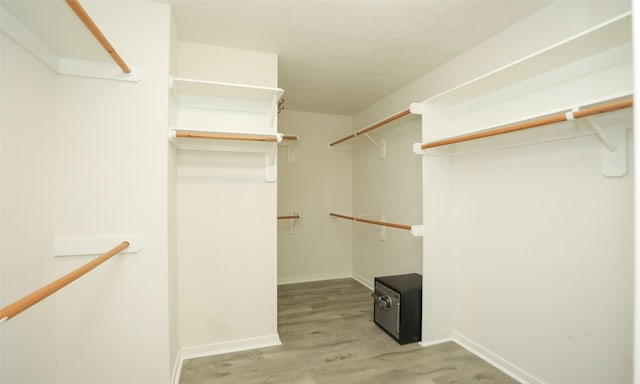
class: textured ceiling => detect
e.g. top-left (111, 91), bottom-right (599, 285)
top-left (168, 1), bottom-right (551, 115)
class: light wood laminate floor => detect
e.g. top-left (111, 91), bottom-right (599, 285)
top-left (179, 278), bottom-right (519, 384)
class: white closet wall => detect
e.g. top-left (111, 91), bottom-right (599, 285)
top-left (174, 43), bottom-right (281, 359)
top-left (277, 110), bottom-right (353, 284)
top-left (54, 3), bottom-right (173, 384)
top-left (1, 33), bottom-right (57, 384)
top-left (351, 118), bottom-right (423, 288)
top-left (354, 1), bottom-right (632, 384)
top-left (2, 2), bottom-right (174, 384)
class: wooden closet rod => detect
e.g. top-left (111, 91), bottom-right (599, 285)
top-left (175, 131), bottom-right (280, 143)
top-left (65, 0), bottom-right (131, 74)
top-left (278, 215), bottom-right (300, 220)
top-left (282, 135), bottom-right (299, 141)
top-left (0, 241), bottom-right (129, 323)
top-left (330, 108), bottom-right (411, 147)
top-left (420, 98), bottom-right (633, 150)
top-left (330, 212), bottom-right (412, 230)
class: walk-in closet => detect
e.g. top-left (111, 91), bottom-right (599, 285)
top-left (0, 1), bottom-right (635, 384)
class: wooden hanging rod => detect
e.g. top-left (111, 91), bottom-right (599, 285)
top-left (330, 108), bottom-right (411, 147)
top-left (278, 215), bottom-right (300, 220)
top-left (282, 135), bottom-right (299, 141)
top-left (175, 131), bottom-right (281, 143)
top-left (420, 98), bottom-right (633, 150)
top-left (65, 0), bottom-right (131, 74)
top-left (0, 241), bottom-right (129, 323)
top-left (329, 212), bottom-right (412, 231)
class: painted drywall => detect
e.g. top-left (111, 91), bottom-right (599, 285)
top-left (352, 1), bottom-right (633, 383)
top-left (175, 44), bottom-right (280, 355)
top-left (633, 3), bottom-right (640, 384)
top-left (277, 110), bottom-right (353, 284)
top-left (451, 131), bottom-right (632, 384)
top-left (53, 2), bottom-right (172, 384)
top-left (351, 118), bottom-right (423, 288)
top-left (168, 11), bottom-right (180, 379)
top-left (0, 33), bottom-right (57, 384)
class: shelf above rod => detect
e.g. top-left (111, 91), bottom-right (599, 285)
top-left (173, 130), bottom-right (283, 143)
top-left (419, 97), bottom-right (633, 150)
top-left (329, 108), bottom-right (411, 147)
top-left (329, 212), bottom-right (411, 230)
top-left (65, 0), bottom-right (131, 74)
top-left (278, 215), bottom-right (300, 220)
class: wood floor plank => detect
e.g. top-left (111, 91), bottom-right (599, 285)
top-left (179, 278), bottom-right (519, 384)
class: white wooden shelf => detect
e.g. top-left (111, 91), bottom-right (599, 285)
top-left (1, 3), bottom-right (142, 82)
top-left (425, 12), bottom-right (631, 107)
top-left (170, 77), bottom-right (284, 109)
top-left (169, 77), bottom-right (285, 182)
top-left (412, 12), bottom-right (633, 177)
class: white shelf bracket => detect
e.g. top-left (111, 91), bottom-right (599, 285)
top-left (378, 215), bottom-right (386, 242)
top-left (582, 117), bottom-right (628, 177)
top-left (363, 135), bottom-right (386, 159)
top-left (264, 140), bottom-right (280, 182)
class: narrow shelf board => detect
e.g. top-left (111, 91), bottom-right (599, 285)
top-left (170, 77), bottom-right (284, 104)
top-left (425, 12), bottom-right (631, 106)
top-left (1, 2), bottom-right (110, 64)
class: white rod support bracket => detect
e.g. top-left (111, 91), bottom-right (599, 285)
top-left (410, 225), bottom-right (424, 237)
top-left (410, 102), bottom-right (427, 115)
top-left (413, 142), bottom-right (427, 155)
top-left (379, 215), bottom-right (386, 242)
top-left (54, 235), bottom-right (142, 257)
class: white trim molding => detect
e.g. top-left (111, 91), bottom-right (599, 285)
top-left (171, 334), bottom-right (282, 384)
top-left (452, 332), bottom-right (547, 384)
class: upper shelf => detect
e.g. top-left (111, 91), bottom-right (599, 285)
top-left (1, 1), bottom-right (140, 82)
top-left (425, 12), bottom-right (632, 106)
top-left (170, 77), bottom-right (284, 109)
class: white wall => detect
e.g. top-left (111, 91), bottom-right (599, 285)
top-left (1, 2), bottom-right (173, 384)
top-left (0, 32), bottom-right (57, 384)
top-left (168, 11), bottom-right (180, 379)
top-left (53, 2), bottom-right (172, 384)
top-left (175, 43), bottom-right (280, 356)
top-left (351, 118), bottom-right (423, 288)
top-left (277, 110), bottom-right (353, 284)
top-left (451, 130), bottom-right (633, 384)
top-left (353, 1), bottom-right (633, 383)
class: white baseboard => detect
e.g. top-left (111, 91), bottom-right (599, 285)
top-left (278, 272), bottom-right (352, 285)
top-left (170, 350), bottom-right (185, 384)
top-left (171, 334), bottom-right (282, 384)
top-left (452, 332), bottom-right (547, 384)
top-left (351, 272), bottom-right (373, 290)
top-left (419, 337), bottom-right (453, 348)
